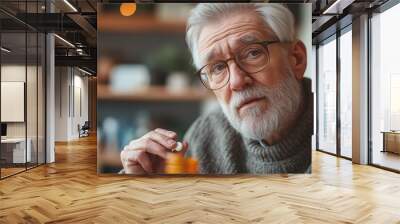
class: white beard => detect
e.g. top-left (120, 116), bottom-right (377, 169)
top-left (219, 70), bottom-right (303, 141)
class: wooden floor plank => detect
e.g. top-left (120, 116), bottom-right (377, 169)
top-left (0, 135), bottom-right (399, 223)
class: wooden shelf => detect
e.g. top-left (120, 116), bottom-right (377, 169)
top-left (97, 85), bottom-right (213, 102)
top-left (99, 151), bottom-right (123, 167)
top-left (98, 13), bottom-right (186, 33)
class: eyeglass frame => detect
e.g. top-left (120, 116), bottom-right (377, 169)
top-left (196, 40), bottom-right (281, 90)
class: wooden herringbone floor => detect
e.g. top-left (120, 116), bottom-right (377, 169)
top-left (1, 136), bottom-right (400, 224)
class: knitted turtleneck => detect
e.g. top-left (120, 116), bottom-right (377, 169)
top-left (184, 78), bottom-right (313, 174)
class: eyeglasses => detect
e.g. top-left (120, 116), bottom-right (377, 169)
top-left (196, 40), bottom-right (280, 90)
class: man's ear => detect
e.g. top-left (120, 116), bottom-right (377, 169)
top-left (289, 40), bottom-right (307, 80)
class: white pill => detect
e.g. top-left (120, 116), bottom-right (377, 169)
top-left (173, 142), bottom-right (183, 152)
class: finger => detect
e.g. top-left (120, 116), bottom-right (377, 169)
top-left (154, 128), bottom-right (177, 139)
top-left (121, 149), bottom-right (146, 174)
top-left (125, 138), bottom-right (168, 159)
top-left (142, 138), bottom-right (168, 159)
top-left (123, 150), bottom-right (152, 172)
top-left (125, 150), bottom-right (152, 173)
top-left (146, 130), bottom-right (177, 149)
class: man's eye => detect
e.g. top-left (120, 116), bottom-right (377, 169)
top-left (245, 48), bottom-right (263, 59)
top-left (211, 63), bottom-right (227, 74)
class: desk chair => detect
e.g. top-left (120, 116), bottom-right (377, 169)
top-left (79, 121), bottom-right (90, 138)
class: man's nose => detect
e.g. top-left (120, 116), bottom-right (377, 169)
top-left (228, 61), bottom-right (252, 91)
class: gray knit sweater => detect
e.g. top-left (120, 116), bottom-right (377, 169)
top-left (183, 79), bottom-right (313, 174)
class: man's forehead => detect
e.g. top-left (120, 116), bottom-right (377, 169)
top-left (199, 24), bottom-right (268, 50)
top-left (199, 33), bottom-right (265, 64)
top-left (239, 34), bottom-right (263, 44)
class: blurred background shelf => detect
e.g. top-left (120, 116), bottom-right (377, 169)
top-left (97, 85), bottom-right (212, 102)
top-left (98, 14), bottom-right (186, 33)
top-left (97, 3), bottom-right (210, 173)
top-left (100, 151), bottom-right (123, 168)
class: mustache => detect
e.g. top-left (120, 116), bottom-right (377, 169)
top-left (230, 86), bottom-right (271, 109)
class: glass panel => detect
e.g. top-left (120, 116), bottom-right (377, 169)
top-left (1, 30), bottom-right (28, 177)
top-left (340, 29), bottom-right (352, 158)
top-left (26, 0), bottom-right (39, 169)
top-left (371, 4), bottom-right (400, 171)
top-left (0, 0), bottom-right (46, 178)
top-left (27, 31), bottom-right (38, 169)
top-left (318, 37), bottom-right (337, 154)
top-left (38, 32), bottom-right (45, 165)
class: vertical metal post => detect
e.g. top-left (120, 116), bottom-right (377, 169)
top-left (337, 28), bottom-right (341, 157)
top-left (316, 44), bottom-right (320, 150)
top-left (25, 0), bottom-right (28, 171)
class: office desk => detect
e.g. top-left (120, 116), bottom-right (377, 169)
top-left (1, 138), bottom-right (32, 164)
top-left (381, 131), bottom-right (400, 154)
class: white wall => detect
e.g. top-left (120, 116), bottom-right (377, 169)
top-left (1, 65), bottom-right (39, 138)
top-left (311, 45), bottom-right (316, 150)
top-left (298, 3), bottom-right (313, 81)
top-left (72, 73), bottom-right (89, 138)
top-left (1, 65), bottom-right (26, 136)
top-left (1, 64), bottom-right (46, 163)
top-left (55, 67), bottom-right (89, 141)
top-left (1, 82), bottom-right (25, 122)
top-left (55, 67), bottom-right (69, 141)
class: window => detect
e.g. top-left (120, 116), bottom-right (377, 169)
top-left (317, 36), bottom-right (337, 154)
top-left (371, 2), bottom-right (400, 171)
top-left (339, 29), bottom-right (352, 158)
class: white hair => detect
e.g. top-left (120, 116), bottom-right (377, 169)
top-left (185, 3), bottom-right (295, 69)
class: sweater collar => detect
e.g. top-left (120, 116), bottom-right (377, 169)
top-left (242, 78), bottom-right (313, 162)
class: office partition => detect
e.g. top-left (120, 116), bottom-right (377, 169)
top-left (0, 0), bottom-right (47, 179)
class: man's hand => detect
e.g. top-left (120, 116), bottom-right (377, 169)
top-left (120, 128), bottom-right (188, 174)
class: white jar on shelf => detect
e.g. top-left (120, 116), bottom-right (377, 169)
top-left (166, 71), bottom-right (189, 93)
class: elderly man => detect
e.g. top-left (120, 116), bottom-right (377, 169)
top-left (120, 3), bottom-right (312, 174)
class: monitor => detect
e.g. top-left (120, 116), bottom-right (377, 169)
top-left (1, 123), bottom-right (7, 137)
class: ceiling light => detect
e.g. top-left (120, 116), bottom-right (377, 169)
top-left (54, 34), bottom-right (75, 48)
top-left (78, 67), bottom-right (93, 76)
top-left (1, 47), bottom-right (11, 53)
top-left (76, 48), bottom-right (85, 55)
top-left (63, 0), bottom-right (78, 12)
top-left (323, 0), bottom-right (341, 14)
top-left (120, 3), bottom-right (136, 17)
top-left (323, 0), bottom-right (354, 15)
